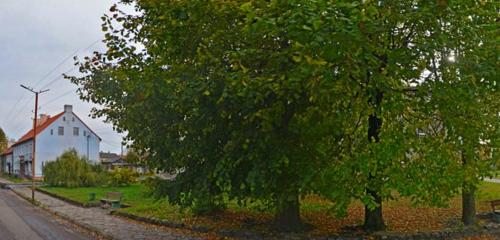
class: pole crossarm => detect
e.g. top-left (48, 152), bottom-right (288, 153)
top-left (21, 84), bottom-right (49, 94)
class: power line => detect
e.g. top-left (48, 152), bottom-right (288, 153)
top-left (2, 92), bottom-right (28, 126)
top-left (32, 49), bottom-right (79, 89)
top-left (3, 50), bottom-right (78, 127)
top-left (39, 65), bottom-right (78, 90)
top-left (39, 39), bottom-right (100, 90)
top-left (6, 98), bottom-right (35, 129)
top-left (4, 39), bottom-right (102, 130)
top-left (39, 89), bottom-right (76, 109)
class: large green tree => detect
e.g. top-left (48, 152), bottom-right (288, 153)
top-left (68, 0), bottom-right (498, 232)
top-left (313, 0), bottom-right (498, 231)
top-left (413, 1), bottom-right (499, 225)
top-left (68, 0), bottom-right (347, 230)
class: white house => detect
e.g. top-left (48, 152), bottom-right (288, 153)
top-left (1, 105), bottom-right (101, 179)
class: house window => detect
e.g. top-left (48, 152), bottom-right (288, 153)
top-left (50, 129), bottom-right (53, 135)
top-left (63, 117), bottom-right (66, 121)
top-left (73, 127), bottom-right (79, 136)
top-left (58, 127), bottom-right (64, 136)
top-left (83, 131), bottom-right (87, 137)
top-left (72, 117), bottom-right (75, 122)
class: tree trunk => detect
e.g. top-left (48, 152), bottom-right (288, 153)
top-left (462, 188), bottom-right (476, 226)
top-left (364, 90), bottom-right (385, 232)
top-left (275, 191), bottom-right (302, 232)
top-left (364, 189), bottom-right (386, 232)
top-left (461, 151), bottom-right (476, 226)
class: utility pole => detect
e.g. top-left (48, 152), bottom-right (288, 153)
top-left (21, 85), bottom-right (49, 202)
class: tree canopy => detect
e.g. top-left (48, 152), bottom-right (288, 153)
top-left (68, 0), bottom-right (499, 232)
top-left (0, 127), bottom-right (7, 153)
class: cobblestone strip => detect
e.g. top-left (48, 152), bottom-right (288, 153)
top-left (12, 187), bottom-right (199, 240)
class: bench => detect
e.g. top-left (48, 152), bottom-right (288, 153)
top-left (100, 192), bottom-right (123, 209)
top-left (491, 199), bottom-right (500, 223)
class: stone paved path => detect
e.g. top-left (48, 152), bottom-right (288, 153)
top-left (12, 187), bottom-right (200, 240)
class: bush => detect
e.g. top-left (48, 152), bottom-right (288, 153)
top-left (144, 176), bottom-right (225, 215)
top-left (91, 164), bottom-right (109, 185)
top-left (190, 197), bottom-right (226, 215)
top-left (43, 150), bottom-right (103, 187)
top-left (144, 176), bottom-right (173, 199)
top-left (107, 167), bottom-right (138, 187)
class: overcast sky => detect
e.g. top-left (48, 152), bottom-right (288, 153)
top-left (0, 0), bottom-right (130, 153)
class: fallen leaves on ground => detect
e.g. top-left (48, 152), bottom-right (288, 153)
top-left (121, 194), bottom-right (497, 239)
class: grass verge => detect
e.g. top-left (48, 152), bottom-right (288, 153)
top-left (39, 181), bottom-right (500, 237)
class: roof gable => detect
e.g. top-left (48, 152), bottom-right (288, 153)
top-left (12, 112), bottom-right (64, 147)
top-left (72, 113), bottom-right (102, 141)
top-left (11, 109), bottom-right (102, 147)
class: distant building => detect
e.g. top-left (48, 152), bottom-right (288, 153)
top-left (99, 151), bottom-right (122, 170)
top-left (0, 105), bottom-right (101, 178)
top-left (99, 151), bottom-right (145, 174)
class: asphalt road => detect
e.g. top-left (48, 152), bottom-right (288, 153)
top-left (0, 189), bottom-right (93, 240)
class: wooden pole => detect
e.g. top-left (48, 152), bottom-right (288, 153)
top-left (20, 84), bottom-right (49, 202)
top-left (31, 92), bottom-right (38, 201)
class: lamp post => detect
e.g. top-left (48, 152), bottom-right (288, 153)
top-left (20, 84), bottom-right (49, 202)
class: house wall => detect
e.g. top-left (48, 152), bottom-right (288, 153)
top-left (12, 140), bottom-right (33, 177)
top-left (5, 154), bottom-right (13, 174)
top-left (0, 154), bottom-right (14, 175)
top-left (34, 111), bottom-right (100, 177)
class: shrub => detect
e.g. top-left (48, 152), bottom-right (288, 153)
top-left (189, 197), bottom-right (226, 215)
top-left (144, 176), bottom-right (173, 199)
top-left (43, 150), bottom-right (102, 187)
top-left (144, 176), bottom-right (225, 215)
top-left (107, 167), bottom-right (138, 187)
top-left (91, 163), bottom-right (109, 185)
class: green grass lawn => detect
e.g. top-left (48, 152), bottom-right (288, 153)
top-left (39, 181), bottom-right (500, 235)
top-left (39, 183), bottom-right (185, 220)
top-left (477, 181), bottom-right (500, 201)
top-left (39, 184), bottom-right (149, 206)
top-left (39, 181), bottom-right (500, 215)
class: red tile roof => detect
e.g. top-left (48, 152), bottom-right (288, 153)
top-left (12, 112), bottom-right (65, 147)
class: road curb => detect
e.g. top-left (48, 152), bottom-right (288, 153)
top-left (10, 188), bottom-right (115, 240)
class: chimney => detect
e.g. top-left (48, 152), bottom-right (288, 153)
top-left (64, 105), bottom-right (73, 113)
top-left (37, 114), bottom-right (50, 126)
